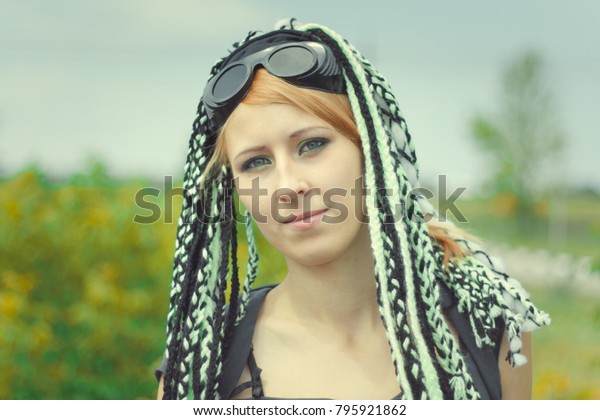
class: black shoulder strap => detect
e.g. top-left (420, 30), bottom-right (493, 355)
top-left (437, 282), bottom-right (503, 399)
top-left (158, 282), bottom-right (502, 399)
top-left (218, 285), bottom-right (274, 399)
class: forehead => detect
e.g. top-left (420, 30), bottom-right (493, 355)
top-left (223, 102), bottom-right (330, 152)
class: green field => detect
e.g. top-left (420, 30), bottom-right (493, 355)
top-left (1, 167), bottom-right (598, 399)
top-left (452, 193), bottom-right (600, 259)
top-left (529, 286), bottom-right (600, 399)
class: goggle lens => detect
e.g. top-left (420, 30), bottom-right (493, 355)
top-left (212, 64), bottom-right (248, 101)
top-left (268, 46), bottom-right (315, 77)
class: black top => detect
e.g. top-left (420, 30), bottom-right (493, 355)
top-left (156, 283), bottom-right (504, 399)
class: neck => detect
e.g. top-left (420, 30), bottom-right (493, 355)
top-left (275, 224), bottom-right (380, 337)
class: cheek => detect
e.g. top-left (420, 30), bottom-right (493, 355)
top-left (235, 179), bottom-right (273, 223)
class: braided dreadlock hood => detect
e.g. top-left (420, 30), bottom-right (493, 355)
top-left (161, 19), bottom-right (550, 400)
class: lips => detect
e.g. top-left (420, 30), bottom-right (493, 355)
top-left (282, 209), bottom-right (328, 224)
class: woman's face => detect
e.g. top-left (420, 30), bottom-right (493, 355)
top-left (224, 102), bottom-right (368, 266)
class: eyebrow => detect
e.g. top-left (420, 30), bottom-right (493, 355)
top-left (233, 125), bottom-right (330, 163)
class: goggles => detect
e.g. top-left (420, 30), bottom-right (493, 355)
top-left (202, 30), bottom-right (346, 130)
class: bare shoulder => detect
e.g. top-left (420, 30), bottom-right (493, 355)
top-left (498, 331), bottom-right (532, 399)
top-left (157, 374), bottom-right (164, 399)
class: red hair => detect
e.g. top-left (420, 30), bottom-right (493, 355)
top-left (205, 69), bottom-right (466, 264)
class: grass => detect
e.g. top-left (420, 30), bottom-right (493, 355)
top-left (3, 167), bottom-right (598, 399)
top-left (451, 194), bottom-right (600, 259)
top-left (529, 286), bottom-right (600, 399)
top-left (446, 193), bottom-right (600, 398)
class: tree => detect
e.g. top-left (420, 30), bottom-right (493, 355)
top-left (471, 51), bottom-right (565, 227)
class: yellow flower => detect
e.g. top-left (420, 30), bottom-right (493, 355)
top-left (0, 294), bottom-right (21, 319)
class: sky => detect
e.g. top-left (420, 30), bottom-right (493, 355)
top-left (1, 0), bottom-right (599, 194)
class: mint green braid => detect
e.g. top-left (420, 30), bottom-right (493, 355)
top-left (161, 25), bottom-right (265, 398)
top-left (160, 19), bottom-right (551, 400)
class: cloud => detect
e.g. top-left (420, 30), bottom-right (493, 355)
top-left (1, 0), bottom-right (267, 53)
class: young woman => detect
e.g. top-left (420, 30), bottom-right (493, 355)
top-left (155, 19), bottom-right (550, 400)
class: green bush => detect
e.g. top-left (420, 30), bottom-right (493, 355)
top-left (0, 165), bottom-right (285, 399)
top-left (2, 166), bottom-right (597, 399)
top-left (0, 167), bottom-right (175, 398)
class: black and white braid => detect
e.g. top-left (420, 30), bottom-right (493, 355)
top-left (289, 19), bottom-right (549, 398)
top-left (161, 19), bottom-right (551, 400)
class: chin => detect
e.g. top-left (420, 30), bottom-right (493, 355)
top-left (280, 239), bottom-right (353, 267)
top-left (261, 221), bottom-right (366, 267)
top-left (289, 252), bottom-right (336, 267)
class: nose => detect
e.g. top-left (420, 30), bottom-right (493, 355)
top-left (273, 163), bottom-right (310, 205)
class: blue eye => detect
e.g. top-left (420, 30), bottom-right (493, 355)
top-left (299, 138), bottom-right (329, 155)
top-left (239, 138), bottom-right (329, 172)
top-left (241, 156), bottom-right (270, 172)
